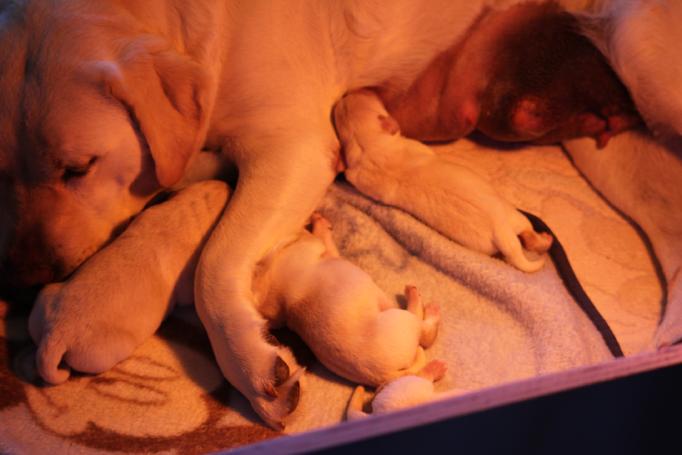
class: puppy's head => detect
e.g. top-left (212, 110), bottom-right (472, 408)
top-left (0, 3), bottom-right (209, 286)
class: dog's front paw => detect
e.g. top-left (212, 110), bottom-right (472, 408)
top-left (249, 351), bottom-right (305, 431)
top-left (29, 284), bottom-right (139, 384)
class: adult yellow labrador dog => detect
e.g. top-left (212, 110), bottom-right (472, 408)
top-left (2, 0), bottom-right (682, 427)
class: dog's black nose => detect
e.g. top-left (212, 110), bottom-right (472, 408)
top-left (1, 230), bottom-right (65, 288)
top-left (0, 281), bottom-right (41, 305)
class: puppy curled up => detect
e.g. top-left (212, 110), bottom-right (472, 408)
top-left (334, 89), bottom-right (553, 273)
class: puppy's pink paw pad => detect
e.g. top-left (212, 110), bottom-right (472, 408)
top-left (421, 360), bottom-right (447, 382)
top-left (424, 303), bottom-right (440, 321)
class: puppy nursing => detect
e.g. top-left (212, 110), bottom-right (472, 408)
top-left (334, 90), bottom-right (553, 272)
top-left (16, 0), bottom-right (682, 437)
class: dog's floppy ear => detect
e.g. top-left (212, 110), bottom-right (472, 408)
top-left (94, 37), bottom-right (209, 187)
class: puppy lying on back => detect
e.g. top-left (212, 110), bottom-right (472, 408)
top-left (255, 213), bottom-right (440, 387)
top-left (191, 209), bottom-right (442, 430)
top-left (334, 90), bottom-right (553, 273)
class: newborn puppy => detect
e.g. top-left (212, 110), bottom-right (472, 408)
top-left (29, 180), bottom-right (231, 384)
top-left (346, 359), bottom-right (452, 419)
top-left (334, 90), bottom-right (553, 273)
top-left (255, 213), bottom-right (440, 387)
top-left (384, 2), bottom-right (641, 147)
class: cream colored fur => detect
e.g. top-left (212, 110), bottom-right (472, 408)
top-left (29, 180), bottom-right (230, 384)
top-left (564, 133), bottom-right (682, 348)
top-left (346, 359), bottom-right (458, 419)
top-left (334, 90), bottom-right (553, 272)
top-left (256, 214), bottom-right (439, 389)
top-left (0, 0), bottom-right (680, 431)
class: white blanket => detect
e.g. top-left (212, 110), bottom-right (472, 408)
top-left (0, 139), bottom-right (662, 451)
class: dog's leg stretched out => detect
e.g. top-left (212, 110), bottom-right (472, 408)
top-left (194, 125), bottom-right (340, 429)
top-left (334, 90), bottom-right (552, 273)
top-left (29, 180), bottom-right (230, 384)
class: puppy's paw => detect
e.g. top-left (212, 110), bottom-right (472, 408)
top-left (310, 212), bottom-right (332, 233)
top-left (519, 230), bottom-right (553, 254)
top-left (420, 303), bottom-right (441, 349)
top-left (405, 285), bottom-right (424, 319)
top-left (346, 386), bottom-right (371, 421)
top-left (419, 359), bottom-right (447, 382)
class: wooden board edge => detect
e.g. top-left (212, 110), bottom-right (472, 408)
top-left (223, 344), bottom-right (682, 454)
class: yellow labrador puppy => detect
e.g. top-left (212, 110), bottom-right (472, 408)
top-left (258, 213), bottom-right (439, 387)
top-left (334, 89), bottom-right (553, 273)
top-left (1, 0), bottom-right (682, 425)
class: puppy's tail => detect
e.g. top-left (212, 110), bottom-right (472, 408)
top-left (494, 221), bottom-right (548, 273)
top-left (346, 386), bottom-right (371, 421)
top-left (36, 336), bottom-right (71, 385)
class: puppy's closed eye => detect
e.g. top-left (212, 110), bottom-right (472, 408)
top-left (62, 156), bottom-right (98, 182)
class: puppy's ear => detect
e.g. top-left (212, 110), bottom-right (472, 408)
top-left (93, 38), bottom-right (209, 187)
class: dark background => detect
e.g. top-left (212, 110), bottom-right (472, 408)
top-left (319, 361), bottom-right (682, 454)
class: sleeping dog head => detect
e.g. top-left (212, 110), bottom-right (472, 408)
top-left (0, 1), bottom-right (209, 286)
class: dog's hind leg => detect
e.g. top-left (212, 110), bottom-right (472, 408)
top-left (493, 221), bottom-right (548, 273)
top-left (420, 304), bottom-right (441, 349)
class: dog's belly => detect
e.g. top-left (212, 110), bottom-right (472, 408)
top-left (205, 0), bottom-right (488, 147)
top-left (381, 1), bottom-right (640, 146)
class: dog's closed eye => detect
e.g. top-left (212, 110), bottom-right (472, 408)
top-left (62, 156), bottom-right (98, 181)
